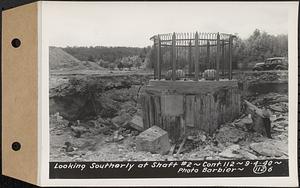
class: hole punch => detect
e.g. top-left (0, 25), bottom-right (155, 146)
top-left (11, 38), bottom-right (21, 48)
top-left (12, 142), bottom-right (21, 151)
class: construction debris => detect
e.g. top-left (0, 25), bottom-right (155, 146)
top-left (216, 126), bottom-right (247, 145)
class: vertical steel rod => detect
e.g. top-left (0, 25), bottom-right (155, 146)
top-left (172, 32), bottom-right (176, 81)
top-left (216, 33), bottom-right (220, 81)
top-left (194, 32), bottom-right (199, 81)
top-left (229, 35), bottom-right (233, 80)
top-left (188, 41), bottom-right (192, 74)
top-left (221, 40), bottom-right (225, 77)
top-left (157, 35), bottom-right (161, 80)
top-left (207, 41), bottom-right (210, 69)
top-left (153, 42), bottom-right (157, 80)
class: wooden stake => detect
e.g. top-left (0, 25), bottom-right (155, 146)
top-left (168, 144), bottom-right (176, 155)
top-left (175, 136), bottom-right (187, 156)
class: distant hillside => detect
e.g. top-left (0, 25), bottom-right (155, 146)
top-left (63, 46), bottom-right (150, 63)
top-left (49, 47), bottom-right (107, 71)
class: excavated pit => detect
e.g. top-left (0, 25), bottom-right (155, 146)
top-left (49, 71), bottom-right (288, 162)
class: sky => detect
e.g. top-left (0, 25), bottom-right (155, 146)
top-left (43, 2), bottom-right (292, 48)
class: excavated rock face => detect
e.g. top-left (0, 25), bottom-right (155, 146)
top-left (49, 74), bottom-right (150, 122)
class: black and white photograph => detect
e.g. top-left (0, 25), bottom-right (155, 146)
top-left (43, 1), bottom-right (298, 185)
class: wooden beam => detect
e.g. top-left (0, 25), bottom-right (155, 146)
top-left (172, 32), bottom-right (176, 81)
top-left (157, 35), bottom-right (161, 80)
top-left (216, 32), bottom-right (220, 81)
top-left (175, 137), bottom-right (187, 156)
top-left (194, 32), bottom-right (199, 81)
top-left (168, 144), bottom-right (176, 155)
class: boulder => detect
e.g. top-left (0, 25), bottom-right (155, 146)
top-left (136, 126), bottom-right (171, 155)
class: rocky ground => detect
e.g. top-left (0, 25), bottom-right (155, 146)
top-left (50, 72), bottom-right (289, 162)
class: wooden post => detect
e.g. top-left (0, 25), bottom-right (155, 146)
top-left (188, 41), bottom-right (192, 74)
top-left (221, 40), bottom-right (225, 77)
top-left (157, 35), bottom-right (161, 80)
top-left (229, 35), bottom-right (233, 80)
top-left (216, 33), bottom-right (220, 81)
top-left (172, 32), bottom-right (176, 81)
top-left (207, 41), bottom-right (210, 69)
top-left (194, 32), bottom-right (199, 81)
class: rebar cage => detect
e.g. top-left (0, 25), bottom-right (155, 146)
top-left (150, 32), bottom-right (235, 81)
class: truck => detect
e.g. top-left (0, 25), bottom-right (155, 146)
top-left (252, 57), bottom-right (288, 71)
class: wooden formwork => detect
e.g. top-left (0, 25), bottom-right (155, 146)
top-left (141, 80), bottom-right (241, 142)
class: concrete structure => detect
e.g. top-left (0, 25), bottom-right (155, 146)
top-left (141, 80), bottom-right (241, 142)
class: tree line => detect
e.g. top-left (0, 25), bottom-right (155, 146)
top-left (63, 29), bottom-right (288, 71)
top-left (147, 29), bottom-right (288, 71)
top-left (233, 29), bottom-right (288, 70)
top-left (63, 46), bottom-right (151, 70)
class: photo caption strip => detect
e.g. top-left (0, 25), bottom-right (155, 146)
top-left (50, 159), bottom-right (288, 178)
